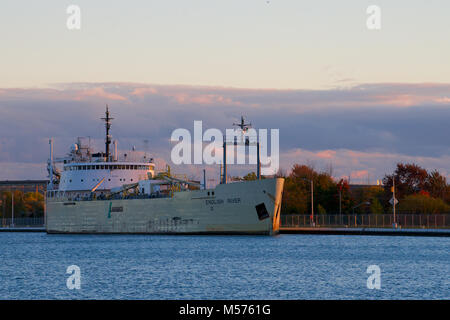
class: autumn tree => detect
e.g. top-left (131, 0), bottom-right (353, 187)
top-left (336, 178), bottom-right (353, 214)
top-left (0, 191), bottom-right (44, 218)
top-left (243, 172), bottom-right (257, 181)
top-left (383, 163), bottom-right (449, 202)
top-left (427, 170), bottom-right (447, 199)
top-left (383, 163), bottom-right (429, 199)
top-left (282, 164), bottom-right (346, 215)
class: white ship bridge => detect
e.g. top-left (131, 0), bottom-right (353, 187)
top-left (48, 107), bottom-right (155, 192)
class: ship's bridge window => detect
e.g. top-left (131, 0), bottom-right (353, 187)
top-left (83, 165), bottom-right (87, 170)
top-left (78, 166), bottom-right (82, 170)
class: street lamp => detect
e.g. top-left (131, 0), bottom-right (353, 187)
top-left (300, 178), bottom-right (314, 226)
top-left (352, 201), bottom-right (370, 214)
top-left (351, 201), bottom-right (370, 227)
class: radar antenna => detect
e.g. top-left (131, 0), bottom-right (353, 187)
top-left (233, 115), bottom-right (252, 133)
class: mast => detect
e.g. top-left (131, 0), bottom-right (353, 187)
top-left (101, 105), bottom-right (114, 161)
top-left (48, 138), bottom-right (54, 190)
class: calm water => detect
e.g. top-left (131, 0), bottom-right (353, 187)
top-left (0, 232), bottom-right (448, 299)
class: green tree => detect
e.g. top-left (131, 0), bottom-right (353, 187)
top-left (370, 198), bottom-right (384, 214)
top-left (243, 172), bottom-right (257, 181)
top-left (317, 204), bottom-right (327, 215)
top-left (281, 164), bottom-right (347, 215)
top-left (397, 194), bottom-right (450, 214)
top-left (427, 170), bottom-right (447, 199)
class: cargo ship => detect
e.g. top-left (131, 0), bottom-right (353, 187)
top-left (45, 107), bottom-right (284, 235)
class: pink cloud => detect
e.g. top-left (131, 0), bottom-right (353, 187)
top-left (281, 148), bottom-right (450, 183)
top-left (130, 87), bottom-right (158, 97)
top-left (169, 93), bottom-right (240, 106)
top-left (350, 170), bottom-right (369, 179)
top-left (316, 150), bottom-right (336, 159)
top-left (74, 87), bottom-right (127, 101)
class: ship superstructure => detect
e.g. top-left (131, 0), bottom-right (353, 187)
top-left (48, 106), bottom-right (155, 194)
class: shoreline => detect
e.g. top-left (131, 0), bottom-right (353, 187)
top-left (1, 226), bottom-right (450, 237)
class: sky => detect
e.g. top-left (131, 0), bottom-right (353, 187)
top-left (0, 1), bottom-right (449, 184)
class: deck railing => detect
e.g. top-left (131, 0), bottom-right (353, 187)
top-left (281, 214), bottom-right (450, 229)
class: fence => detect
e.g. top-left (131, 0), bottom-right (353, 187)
top-left (1, 217), bottom-right (45, 228)
top-left (281, 214), bottom-right (450, 229)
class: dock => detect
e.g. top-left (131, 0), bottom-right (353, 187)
top-left (0, 227), bottom-right (45, 232)
top-left (280, 227), bottom-right (450, 237)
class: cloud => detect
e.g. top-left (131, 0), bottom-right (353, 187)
top-left (0, 82), bottom-right (449, 182)
top-left (281, 148), bottom-right (450, 183)
top-left (74, 87), bottom-right (127, 101)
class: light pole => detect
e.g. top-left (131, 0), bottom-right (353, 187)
top-left (393, 175), bottom-right (396, 226)
top-left (338, 188), bottom-right (342, 225)
top-left (351, 201), bottom-right (370, 226)
top-left (352, 201), bottom-right (370, 214)
top-left (11, 192), bottom-right (15, 228)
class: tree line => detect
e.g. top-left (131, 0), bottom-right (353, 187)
top-left (1, 162), bottom-right (449, 218)
top-left (276, 162), bottom-right (450, 215)
top-left (0, 191), bottom-right (44, 218)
